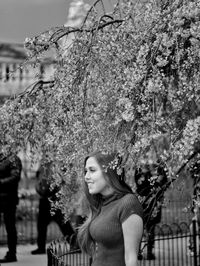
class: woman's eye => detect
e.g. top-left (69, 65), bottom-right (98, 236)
top-left (85, 168), bottom-right (95, 174)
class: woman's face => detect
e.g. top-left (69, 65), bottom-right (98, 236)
top-left (85, 156), bottom-right (113, 196)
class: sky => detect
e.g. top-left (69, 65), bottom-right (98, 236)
top-left (0, 0), bottom-right (115, 44)
top-left (0, 0), bottom-right (72, 43)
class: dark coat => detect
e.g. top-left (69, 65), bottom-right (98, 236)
top-left (35, 164), bottom-right (59, 200)
top-left (0, 154), bottom-right (22, 210)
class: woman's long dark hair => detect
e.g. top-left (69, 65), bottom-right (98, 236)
top-left (77, 150), bottom-right (133, 255)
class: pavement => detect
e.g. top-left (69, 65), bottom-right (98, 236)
top-left (0, 244), bottom-right (47, 266)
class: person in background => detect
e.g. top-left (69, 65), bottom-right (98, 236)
top-left (187, 161), bottom-right (200, 256)
top-left (31, 162), bottom-right (77, 255)
top-left (134, 160), bottom-right (168, 260)
top-left (78, 151), bottom-right (143, 266)
top-left (0, 152), bottom-right (22, 263)
top-left (188, 184), bottom-right (200, 255)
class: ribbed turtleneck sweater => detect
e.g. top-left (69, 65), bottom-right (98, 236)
top-left (89, 193), bottom-right (143, 266)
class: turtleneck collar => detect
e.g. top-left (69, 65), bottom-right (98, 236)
top-left (102, 193), bottom-right (123, 206)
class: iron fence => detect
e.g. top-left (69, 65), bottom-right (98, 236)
top-left (0, 195), bottom-right (199, 266)
top-left (0, 194), bottom-right (63, 245)
top-left (47, 237), bottom-right (92, 266)
top-left (0, 195), bottom-right (193, 245)
top-left (47, 221), bottom-right (200, 266)
top-left (139, 221), bottom-right (200, 266)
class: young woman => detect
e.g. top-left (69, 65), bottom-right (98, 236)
top-left (78, 151), bottom-right (144, 266)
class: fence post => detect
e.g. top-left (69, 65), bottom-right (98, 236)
top-left (30, 196), bottom-right (35, 244)
top-left (192, 218), bottom-right (198, 266)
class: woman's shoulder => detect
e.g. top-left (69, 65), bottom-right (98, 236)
top-left (117, 193), bottom-right (142, 210)
top-left (117, 193), bottom-right (144, 221)
top-left (120, 193), bottom-right (139, 203)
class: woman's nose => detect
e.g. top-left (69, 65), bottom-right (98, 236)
top-left (85, 171), bottom-right (90, 181)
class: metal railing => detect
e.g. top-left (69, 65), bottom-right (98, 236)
top-left (0, 195), bottom-right (193, 245)
top-left (139, 221), bottom-right (199, 266)
top-left (47, 236), bottom-right (92, 266)
top-left (47, 222), bottom-right (200, 266)
top-left (0, 195), bottom-right (199, 266)
top-left (0, 194), bottom-right (63, 245)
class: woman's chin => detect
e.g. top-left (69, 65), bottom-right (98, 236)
top-left (89, 189), bottom-right (97, 195)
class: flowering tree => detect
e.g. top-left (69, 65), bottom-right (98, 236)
top-left (1, 0), bottom-right (200, 216)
